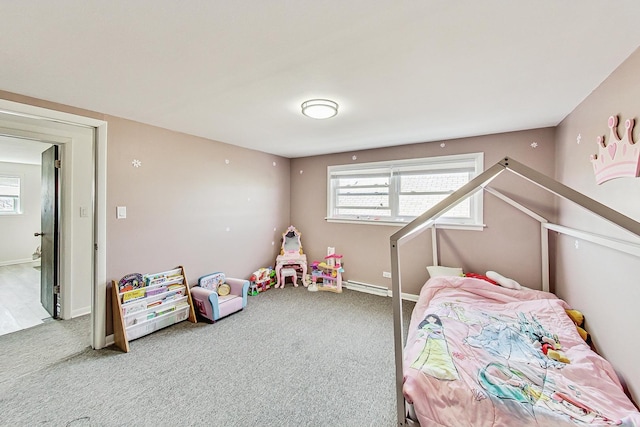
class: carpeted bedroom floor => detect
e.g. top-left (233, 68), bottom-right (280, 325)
top-left (0, 285), bottom-right (415, 426)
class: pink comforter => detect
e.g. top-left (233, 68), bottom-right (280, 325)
top-left (403, 276), bottom-right (640, 427)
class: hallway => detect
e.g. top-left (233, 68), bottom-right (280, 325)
top-left (0, 261), bottom-right (51, 336)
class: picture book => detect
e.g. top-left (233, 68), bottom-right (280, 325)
top-left (122, 288), bottom-right (146, 303)
top-left (118, 273), bottom-right (144, 293)
top-left (122, 300), bottom-right (146, 316)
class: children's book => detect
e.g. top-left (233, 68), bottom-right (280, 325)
top-left (122, 288), bottom-right (146, 303)
top-left (144, 268), bottom-right (182, 286)
top-left (118, 273), bottom-right (144, 293)
top-left (122, 300), bottom-right (146, 316)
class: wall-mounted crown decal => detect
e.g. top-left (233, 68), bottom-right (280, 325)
top-left (590, 115), bottom-right (640, 185)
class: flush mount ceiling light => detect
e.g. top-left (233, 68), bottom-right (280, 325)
top-left (301, 99), bottom-right (338, 119)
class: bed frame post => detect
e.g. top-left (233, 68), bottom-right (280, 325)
top-left (483, 185), bottom-right (551, 292)
top-left (541, 224), bottom-right (550, 292)
top-left (390, 163), bottom-right (507, 426)
top-left (431, 226), bottom-right (438, 266)
top-left (391, 237), bottom-right (408, 426)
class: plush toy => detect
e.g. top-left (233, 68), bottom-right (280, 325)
top-left (464, 272), bottom-right (498, 285)
top-left (485, 271), bottom-right (522, 290)
top-left (576, 326), bottom-right (589, 341)
top-left (547, 348), bottom-right (571, 364)
top-left (565, 309), bottom-right (584, 326)
top-left (565, 309), bottom-right (590, 342)
top-left (217, 283), bottom-right (231, 296)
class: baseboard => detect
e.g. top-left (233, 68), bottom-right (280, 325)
top-left (0, 258), bottom-right (36, 267)
top-left (105, 334), bottom-right (115, 348)
top-left (71, 306), bottom-right (91, 318)
top-left (390, 290), bottom-right (420, 302)
top-left (345, 280), bottom-right (418, 301)
top-left (345, 280), bottom-right (388, 297)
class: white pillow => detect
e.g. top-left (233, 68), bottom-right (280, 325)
top-left (427, 266), bottom-right (464, 278)
top-left (486, 270), bottom-right (522, 290)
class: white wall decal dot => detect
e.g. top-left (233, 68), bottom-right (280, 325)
top-left (530, 142), bottom-right (538, 148)
top-left (225, 159), bottom-right (230, 164)
top-left (272, 241), bottom-right (275, 246)
top-left (226, 227), bottom-right (231, 232)
top-left (440, 143), bottom-right (446, 148)
top-left (132, 159), bottom-right (142, 168)
top-left (273, 161), bottom-right (277, 166)
top-left (577, 133), bottom-right (582, 144)
top-left (352, 155), bottom-right (357, 160)
top-left (273, 227), bottom-right (277, 232)
top-left (299, 170), bottom-right (303, 174)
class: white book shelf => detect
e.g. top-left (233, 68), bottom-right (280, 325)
top-left (112, 266), bottom-right (197, 352)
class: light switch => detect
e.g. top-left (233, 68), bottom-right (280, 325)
top-left (117, 206), bottom-right (127, 219)
top-left (80, 206), bottom-right (89, 217)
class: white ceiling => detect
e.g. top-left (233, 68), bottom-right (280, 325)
top-left (0, 135), bottom-right (50, 165)
top-left (2, 1), bottom-right (640, 159)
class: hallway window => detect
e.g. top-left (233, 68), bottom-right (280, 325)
top-left (0, 176), bottom-right (21, 214)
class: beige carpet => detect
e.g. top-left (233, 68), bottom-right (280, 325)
top-left (0, 287), bottom-right (414, 426)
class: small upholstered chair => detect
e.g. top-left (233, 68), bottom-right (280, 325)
top-left (190, 272), bottom-right (249, 322)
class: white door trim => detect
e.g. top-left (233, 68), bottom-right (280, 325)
top-left (0, 99), bottom-right (108, 350)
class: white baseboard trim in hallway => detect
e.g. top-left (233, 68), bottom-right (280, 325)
top-left (0, 258), bottom-right (36, 267)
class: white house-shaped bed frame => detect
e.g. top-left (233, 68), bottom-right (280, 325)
top-left (390, 156), bottom-right (640, 426)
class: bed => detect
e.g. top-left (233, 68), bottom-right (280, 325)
top-left (403, 274), bottom-right (640, 426)
top-left (390, 157), bottom-right (640, 426)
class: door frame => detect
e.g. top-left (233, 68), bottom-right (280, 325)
top-left (0, 99), bottom-right (108, 350)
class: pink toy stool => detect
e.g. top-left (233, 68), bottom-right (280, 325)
top-left (279, 268), bottom-right (298, 288)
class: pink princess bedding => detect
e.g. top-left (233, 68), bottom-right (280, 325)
top-left (403, 276), bottom-right (640, 427)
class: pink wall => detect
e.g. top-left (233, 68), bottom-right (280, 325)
top-left (103, 118), bottom-right (291, 332)
top-left (105, 116), bottom-right (290, 283)
top-left (555, 47), bottom-right (640, 402)
top-left (0, 91), bottom-right (291, 280)
top-left (290, 128), bottom-right (557, 296)
top-left (0, 90), bottom-right (291, 335)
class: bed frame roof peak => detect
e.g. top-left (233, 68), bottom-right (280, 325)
top-left (391, 156), bottom-right (640, 244)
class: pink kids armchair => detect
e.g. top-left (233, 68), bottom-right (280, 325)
top-left (190, 272), bottom-right (248, 322)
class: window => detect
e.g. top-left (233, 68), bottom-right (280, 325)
top-left (0, 176), bottom-right (21, 214)
top-left (327, 153), bottom-right (483, 228)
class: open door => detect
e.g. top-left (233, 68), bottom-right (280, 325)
top-left (38, 145), bottom-right (59, 318)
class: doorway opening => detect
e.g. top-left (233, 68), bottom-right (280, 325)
top-left (0, 136), bottom-right (53, 335)
top-left (0, 99), bottom-right (107, 350)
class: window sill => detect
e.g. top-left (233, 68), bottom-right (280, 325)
top-left (325, 217), bottom-right (485, 231)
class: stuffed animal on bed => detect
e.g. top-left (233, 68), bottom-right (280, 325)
top-left (485, 270), bottom-right (523, 290)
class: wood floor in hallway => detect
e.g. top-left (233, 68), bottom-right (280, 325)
top-left (0, 261), bottom-right (51, 336)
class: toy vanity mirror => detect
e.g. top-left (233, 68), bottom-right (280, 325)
top-left (281, 225), bottom-right (303, 255)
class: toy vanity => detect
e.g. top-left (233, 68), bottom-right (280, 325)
top-left (274, 226), bottom-right (307, 288)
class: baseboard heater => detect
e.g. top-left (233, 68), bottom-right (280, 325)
top-left (345, 280), bottom-right (419, 302)
top-left (345, 280), bottom-right (389, 297)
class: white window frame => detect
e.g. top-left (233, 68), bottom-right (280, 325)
top-left (0, 174), bottom-right (22, 215)
top-left (327, 152), bottom-right (484, 230)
